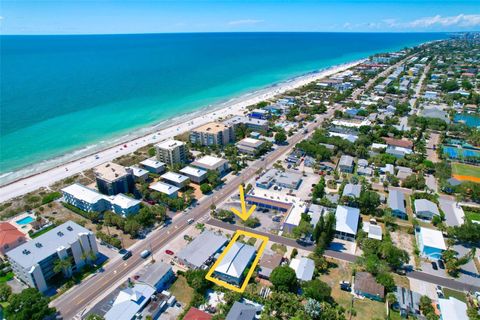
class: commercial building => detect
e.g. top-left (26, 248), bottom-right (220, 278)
top-left (139, 157), bottom-right (166, 174)
top-left (189, 122), bottom-right (234, 146)
top-left (137, 262), bottom-right (175, 292)
top-left (414, 199), bottom-right (440, 220)
top-left (6, 221), bottom-right (98, 292)
top-left (214, 242), bottom-right (256, 285)
top-left (416, 227), bottom-right (446, 260)
top-left (104, 283), bottom-right (156, 320)
top-left (191, 156), bottom-right (229, 175)
top-left (282, 205), bottom-right (309, 234)
top-left (388, 190), bottom-right (407, 219)
top-left (179, 166), bottom-right (208, 184)
top-left (438, 297), bottom-right (468, 320)
top-left (289, 257), bottom-right (314, 281)
top-left (94, 162), bottom-right (134, 196)
top-left (338, 155), bottom-right (354, 173)
top-left (354, 272), bottom-right (385, 301)
top-left (0, 222), bottom-right (27, 257)
top-left (176, 231), bottom-right (228, 269)
top-left (155, 139), bottom-right (187, 165)
top-left (334, 205), bottom-right (360, 241)
top-left (256, 169), bottom-right (302, 190)
top-left (236, 138), bottom-right (266, 155)
top-left (149, 181), bottom-right (180, 198)
top-left (161, 171), bottom-right (190, 189)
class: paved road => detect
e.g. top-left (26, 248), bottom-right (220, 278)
top-left (206, 219), bottom-right (480, 293)
top-left (52, 106), bottom-right (340, 319)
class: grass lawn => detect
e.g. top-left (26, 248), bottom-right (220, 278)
top-left (31, 225), bottom-right (56, 238)
top-left (0, 272), bottom-right (14, 283)
top-left (443, 288), bottom-right (467, 303)
top-left (169, 275), bottom-right (194, 305)
top-left (387, 310), bottom-right (402, 320)
top-left (452, 162), bottom-right (480, 178)
top-left (464, 210), bottom-right (480, 222)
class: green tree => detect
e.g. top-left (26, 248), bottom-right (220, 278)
top-left (275, 130), bottom-right (287, 144)
top-left (0, 283), bottom-right (12, 302)
top-left (5, 288), bottom-right (56, 320)
top-left (270, 266), bottom-right (298, 292)
top-left (261, 291), bottom-right (304, 320)
top-left (358, 190), bottom-right (381, 214)
top-left (302, 279), bottom-right (331, 302)
top-left (200, 183), bottom-right (213, 194)
top-left (53, 257), bottom-right (73, 278)
top-left (185, 269), bottom-right (211, 293)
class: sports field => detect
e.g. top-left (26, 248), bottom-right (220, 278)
top-left (452, 162), bottom-right (480, 182)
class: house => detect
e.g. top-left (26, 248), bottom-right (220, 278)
top-left (383, 138), bottom-right (413, 158)
top-left (104, 283), bottom-right (156, 320)
top-left (191, 156), bottom-right (229, 176)
top-left (149, 181), bottom-right (180, 198)
top-left (362, 222), bottom-right (383, 241)
top-left (388, 190), bottom-right (407, 219)
top-left (424, 91), bottom-right (439, 100)
top-left (396, 167), bottom-right (413, 181)
top-left (414, 199), bottom-right (440, 220)
top-left (258, 253), bottom-right (283, 279)
top-left (354, 272), bottom-right (385, 301)
top-left (137, 262), bottom-right (175, 292)
top-left (0, 222), bottom-right (27, 257)
top-left (6, 221), bottom-right (98, 292)
top-left (94, 162), bottom-right (134, 196)
top-left (236, 138), bottom-right (266, 156)
top-left (139, 157), bottom-right (166, 174)
top-left (190, 122), bottom-right (234, 146)
top-left (226, 301), bottom-right (262, 320)
top-left (393, 287), bottom-right (422, 317)
top-left (438, 297), bottom-right (468, 320)
top-left (176, 231), bottom-right (228, 269)
top-left (183, 307), bottom-right (213, 320)
top-left (334, 205), bottom-right (360, 241)
top-left (214, 242), bottom-right (256, 285)
top-left (109, 194), bottom-right (142, 217)
top-left (179, 166), bottom-right (208, 184)
top-left (357, 159), bottom-right (372, 176)
top-left (127, 166), bottom-right (149, 182)
top-left (342, 184), bottom-right (361, 198)
top-left (338, 155), bottom-right (354, 173)
top-left (155, 139), bottom-right (187, 165)
top-left (289, 257), bottom-right (315, 281)
top-left (416, 227), bottom-right (446, 260)
top-left (161, 172), bottom-right (190, 189)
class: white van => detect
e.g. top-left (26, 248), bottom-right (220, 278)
top-left (140, 249), bottom-right (151, 259)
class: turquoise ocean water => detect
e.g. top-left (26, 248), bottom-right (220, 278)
top-left (1, 32), bottom-right (446, 179)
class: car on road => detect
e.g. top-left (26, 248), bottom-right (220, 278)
top-left (431, 261), bottom-right (438, 270)
top-left (187, 218), bottom-right (195, 224)
top-left (165, 249), bottom-right (174, 255)
top-left (140, 250), bottom-right (151, 259)
top-left (122, 251), bottom-right (132, 260)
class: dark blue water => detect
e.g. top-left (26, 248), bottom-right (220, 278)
top-left (0, 32), bottom-right (446, 175)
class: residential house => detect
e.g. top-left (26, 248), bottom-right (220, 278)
top-left (137, 262), bottom-right (175, 292)
top-left (289, 257), bottom-right (315, 281)
top-left (393, 287), bottom-right (422, 318)
top-left (104, 283), bottom-right (156, 320)
top-left (183, 307), bottom-right (212, 320)
top-left (416, 227), bottom-right (446, 260)
top-left (338, 155), bottom-right (354, 173)
top-left (354, 272), bottom-right (385, 301)
top-left (258, 253), bottom-right (283, 279)
top-left (414, 199), bottom-right (440, 220)
top-left (334, 205), bottom-right (360, 241)
top-left (226, 301), bottom-right (262, 320)
top-left (438, 297), bottom-right (468, 320)
top-left (388, 190), bottom-right (407, 219)
top-left (342, 184), bottom-right (361, 199)
top-left (0, 222), bottom-right (27, 257)
top-left (214, 242), bottom-right (256, 286)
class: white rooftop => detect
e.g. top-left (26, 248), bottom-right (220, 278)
top-left (140, 157), bottom-right (165, 169)
top-left (193, 155), bottom-right (226, 168)
top-left (149, 181), bottom-right (180, 195)
top-left (283, 205), bottom-right (306, 227)
top-left (161, 171), bottom-right (190, 184)
top-left (155, 139), bottom-right (185, 150)
top-left (335, 205), bottom-right (360, 235)
top-left (215, 242), bottom-right (256, 279)
top-left (110, 194), bottom-right (141, 209)
top-left (419, 227), bottom-right (446, 250)
top-left (61, 183), bottom-right (107, 204)
top-left (289, 257), bottom-right (314, 281)
top-left (438, 297), bottom-right (468, 320)
top-left (104, 283), bottom-right (156, 320)
top-left (179, 166), bottom-right (207, 178)
top-left (415, 199), bottom-right (440, 216)
top-left (129, 166), bottom-right (148, 177)
top-left (362, 222), bottom-right (383, 240)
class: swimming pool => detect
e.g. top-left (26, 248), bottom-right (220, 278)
top-left (16, 216), bottom-right (34, 225)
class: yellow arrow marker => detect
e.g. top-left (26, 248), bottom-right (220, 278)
top-left (231, 185), bottom-right (256, 221)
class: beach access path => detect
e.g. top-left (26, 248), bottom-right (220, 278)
top-left (0, 60), bottom-right (363, 204)
top-left (51, 103), bottom-right (343, 320)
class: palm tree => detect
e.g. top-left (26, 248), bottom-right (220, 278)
top-left (53, 257), bottom-right (73, 278)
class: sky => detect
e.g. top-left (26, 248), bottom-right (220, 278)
top-left (1, 0), bottom-right (480, 35)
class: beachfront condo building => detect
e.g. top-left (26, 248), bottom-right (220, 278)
top-left (155, 139), bottom-right (187, 166)
top-left (94, 162), bottom-right (134, 196)
top-left (6, 221), bottom-right (99, 292)
top-left (189, 122), bottom-right (235, 146)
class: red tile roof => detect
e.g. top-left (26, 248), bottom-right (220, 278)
top-left (382, 137), bottom-right (413, 149)
top-left (0, 222), bottom-right (25, 247)
top-left (183, 307), bottom-right (212, 320)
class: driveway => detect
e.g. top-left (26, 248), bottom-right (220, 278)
top-left (425, 175), bottom-right (438, 193)
top-left (408, 278), bottom-right (438, 300)
top-left (452, 244), bottom-right (480, 287)
top-left (439, 198), bottom-right (465, 227)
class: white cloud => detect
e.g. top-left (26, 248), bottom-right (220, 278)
top-left (227, 19), bottom-right (264, 26)
top-left (406, 14), bottom-right (480, 28)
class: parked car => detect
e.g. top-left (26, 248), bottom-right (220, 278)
top-left (140, 250), bottom-right (151, 259)
top-left (340, 281), bottom-right (351, 292)
top-left (165, 249), bottom-right (174, 255)
top-left (431, 261), bottom-right (438, 270)
top-left (438, 259), bottom-right (445, 269)
top-left (122, 251), bottom-right (133, 260)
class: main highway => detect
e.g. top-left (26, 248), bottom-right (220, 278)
top-left (52, 104), bottom-right (341, 319)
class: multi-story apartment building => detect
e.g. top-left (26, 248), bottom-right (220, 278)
top-left (189, 122), bottom-right (234, 146)
top-left (94, 162), bottom-right (134, 196)
top-left (6, 221), bottom-right (98, 292)
top-left (155, 139), bottom-right (187, 166)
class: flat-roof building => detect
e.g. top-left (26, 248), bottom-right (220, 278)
top-left (334, 205), bottom-right (360, 241)
top-left (155, 139), bottom-right (187, 166)
top-left (416, 227), bottom-right (446, 260)
top-left (179, 166), bottom-right (208, 184)
top-left (109, 194), bottom-right (142, 217)
top-left (137, 261), bottom-right (174, 292)
top-left (222, 116), bottom-right (269, 132)
top-left (6, 221), bottom-right (98, 292)
top-left (94, 162), bottom-right (134, 196)
top-left (214, 242), bottom-right (256, 285)
top-left (139, 157), bottom-right (166, 174)
top-left (190, 122), bottom-right (234, 146)
top-left (438, 297), bottom-right (468, 320)
top-left (149, 181), bottom-right (180, 198)
top-left (161, 171), bottom-right (190, 188)
top-left (236, 138), bottom-right (266, 155)
top-left (127, 166), bottom-right (149, 182)
top-left (191, 156), bottom-right (229, 175)
top-left (176, 231), bottom-right (228, 269)
top-left (256, 169), bottom-right (302, 190)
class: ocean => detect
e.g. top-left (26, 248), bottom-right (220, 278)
top-left (1, 32), bottom-right (446, 180)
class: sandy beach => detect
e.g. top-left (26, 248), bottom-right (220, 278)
top-left (0, 59), bottom-right (363, 203)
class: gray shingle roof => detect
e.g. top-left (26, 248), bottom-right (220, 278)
top-left (388, 190), bottom-right (406, 214)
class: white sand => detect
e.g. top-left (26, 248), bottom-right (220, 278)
top-left (0, 59), bottom-right (364, 203)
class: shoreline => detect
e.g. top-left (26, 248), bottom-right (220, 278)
top-left (0, 58), bottom-right (364, 202)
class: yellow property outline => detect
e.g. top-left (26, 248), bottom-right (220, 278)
top-left (205, 229), bottom-right (269, 293)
